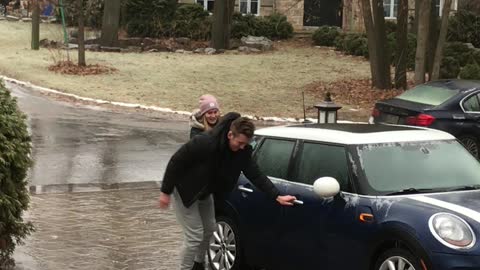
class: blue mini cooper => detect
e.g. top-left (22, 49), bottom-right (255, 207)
top-left (208, 124), bottom-right (480, 270)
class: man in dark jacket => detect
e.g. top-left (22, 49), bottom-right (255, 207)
top-left (159, 112), bottom-right (296, 270)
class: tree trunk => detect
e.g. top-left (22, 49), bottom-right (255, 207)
top-left (432, 0), bottom-right (452, 80)
top-left (395, 0), bottom-right (408, 89)
top-left (100, 0), bottom-right (121, 47)
top-left (426, 0), bottom-right (439, 80)
top-left (360, 0), bottom-right (378, 87)
top-left (211, 0), bottom-right (234, 50)
top-left (77, 0), bottom-right (86, 66)
top-left (31, 0), bottom-right (39, 50)
top-left (372, 0), bottom-right (391, 89)
top-left (414, 0), bottom-right (431, 84)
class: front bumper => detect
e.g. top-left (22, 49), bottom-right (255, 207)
top-left (430, 252), bottom-right (480, 269)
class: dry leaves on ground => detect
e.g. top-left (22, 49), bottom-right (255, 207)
top-left (48, 61), bottom-right (117, 76)
top-left (304, 79), bottom-right (415, 110)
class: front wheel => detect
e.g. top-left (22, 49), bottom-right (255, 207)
top-left (208, 216), bottom-right (240, 270)
top-left (374, 248), bottom-right (423, 270)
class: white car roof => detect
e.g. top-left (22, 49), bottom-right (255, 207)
top-left (255, 123), bottom-right (455, 145)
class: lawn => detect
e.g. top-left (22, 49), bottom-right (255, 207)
top-left (0, 19), bottom-right (388, 121)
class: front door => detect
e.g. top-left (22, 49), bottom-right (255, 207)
top-left (233, 137), bottom-right (297, 269)
top-left (279, 141), bottom-right (358, 270)
top-left (303, 0), bottom-right (342, 27)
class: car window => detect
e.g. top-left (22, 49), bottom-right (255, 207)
top-left (255, 139), bottom-right (295, 180)
top-left (396, 85), bottom-right (459, 106)
top-left (295, 143), bottom-right (350, 191)
top-left (356, 140), bottom-right (480, 193)
top-left (463, 94), bottom-right (480, 112)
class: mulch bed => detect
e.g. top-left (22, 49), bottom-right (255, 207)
top-left (48, 61), bottom-right (117, 75)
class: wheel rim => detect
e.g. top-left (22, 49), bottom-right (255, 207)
top-left (460, 137), bottom-right (479, 158)
top-left (208, 221), bottom-right (237, 270)
top-left (379, 256), bottom-right (416, 270)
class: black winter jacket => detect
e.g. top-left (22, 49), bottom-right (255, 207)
top-left (161, 112), bottom-right (280, 207)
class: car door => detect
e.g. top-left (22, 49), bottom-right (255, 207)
top-left (279, 141), bottom-right (359, 270)
top-left (229, 137), bottom-right (297, 268)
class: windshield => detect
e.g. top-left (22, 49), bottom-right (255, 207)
top-left (396, 85), bottom-right (459, 106)
top-left (354, 140), bottom-right (480, 194)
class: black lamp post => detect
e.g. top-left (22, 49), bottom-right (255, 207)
top-left (314, 92), bottom-right (342, 124)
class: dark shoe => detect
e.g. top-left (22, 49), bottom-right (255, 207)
top-left (192, 261), bottom-right (205, 270)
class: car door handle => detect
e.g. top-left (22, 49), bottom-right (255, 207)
top-left (238, 185), bottom-right (253, 193)
top-left (293, 199), bottom-right (304, 205)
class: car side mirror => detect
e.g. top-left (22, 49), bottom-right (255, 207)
top-left (313, 177), bottom-right (340, 198)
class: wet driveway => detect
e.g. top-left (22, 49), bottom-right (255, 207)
top-left (5, 82), bottom-right (189, 270)
top-left (8, 81), bottom-right (189, 192)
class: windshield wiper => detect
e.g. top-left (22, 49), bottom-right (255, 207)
top-left (445, 185), bottom-right (480, 192)
top-left (386, 188), bottom-right (439, 195)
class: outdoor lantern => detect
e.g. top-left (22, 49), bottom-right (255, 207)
top-left (314, 92), bottom-right (342, 124)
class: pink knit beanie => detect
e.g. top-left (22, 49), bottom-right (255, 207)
top-left (198, 94), bottom-right (219, 116)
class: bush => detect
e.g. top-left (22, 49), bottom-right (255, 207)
top-left (334, 32), bottom-right (347, 51)
top-left (333, 32), bottom-right (368, 57)
top-left (231, 13), bottom-right (259, 39)
top-left (472, 50), bottom-right (480, 65)
top-left (312, 26), bottom-right (341, 47)
top-left (231, 13), bottom-right (293, 40)
top-left (259, 13), bottom-right (293, 39)
top-left (384, 20), bottom-right (397, 35)
top-left (0, 80), bottom-right (34, 268)
top-left (440, 56), bottom-right (461, 79)
top-left (173, 4), bottom-right (211, 40)
top-left (443, 42), bottom-right (474, 67)
top-left (448, 10), bottom-right (480, 48)
top-left (56, 0), bottom-right (104, 28)
top-left (460, 62), bottom-right (480, 80)
top-left (125, 0), bottom-right (178, 37)
top-left (388, 32), bottom-right (417, 70)
top-left (343, 33), bottom-right (368, 57)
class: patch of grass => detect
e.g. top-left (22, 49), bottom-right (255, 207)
top-left (0, 20), bottom-right (372, 120)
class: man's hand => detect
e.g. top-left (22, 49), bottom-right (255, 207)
top-left (159, 192), bottom-right (171, 209)
top-left (276, 195), bottom-right (296, 206)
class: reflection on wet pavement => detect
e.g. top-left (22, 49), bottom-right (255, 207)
top-left (8, 81), bottom-right (188, 188)
top-left (14, 189), bottom-right (182, 270)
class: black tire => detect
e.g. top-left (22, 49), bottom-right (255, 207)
top-left (208, 216), bottom-right (243, 270)
top-left (374, 248), bottom-right (423, 270)
top-left (459, 135), bottom-right (479, 159)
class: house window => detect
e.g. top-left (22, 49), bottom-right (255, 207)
top-left (196, 0), bottom-right (214, 12)
top-left (384, 0), bottom-right (457, 18)
top-left (383, 0), bottom-right (398, 18)
top-left (239, 0), bottom-right (260, 15)
top-left (436, 0), bottom-right (458, 16)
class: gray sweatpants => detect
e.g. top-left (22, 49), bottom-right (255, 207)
top-left (173, 190), bottom-right (216, 270)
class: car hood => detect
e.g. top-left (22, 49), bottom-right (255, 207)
top-left (407, 191), bottom-right (480, 223)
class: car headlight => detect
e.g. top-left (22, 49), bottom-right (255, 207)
top-left (429, 213), bottom-right (476, 249)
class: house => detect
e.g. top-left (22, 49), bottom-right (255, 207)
top-left (342, 0), bottom-right (459, 32)
top-left (180, 0), bottom-right (458, 32)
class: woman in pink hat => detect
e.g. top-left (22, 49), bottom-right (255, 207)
top-left (190, 94), bottom-right (221, 138)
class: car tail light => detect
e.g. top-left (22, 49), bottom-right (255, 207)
top-left (406, 114), bottom-right (436, 126)
top-left (372, 108), bottom-right (380, 117)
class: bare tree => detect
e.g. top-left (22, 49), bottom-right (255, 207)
top-left (432, 0), bottom-right (453, 80)
top-left (77, 0), bottom-right (86, 66)
top-left (414, 0), bottom-right (432, 84)
top-left (31, 0), bottom-right (40, 50)
top-left (101, 0), bottom-right (121, 47)
top-left (395, 0), bottom-right (408, 89)
top-left (211, 0), bottom-right (235, 50)
top-left (361, 0), bottom-right (391, 89)
top-left (361, 0), bottom-right (378, 86)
